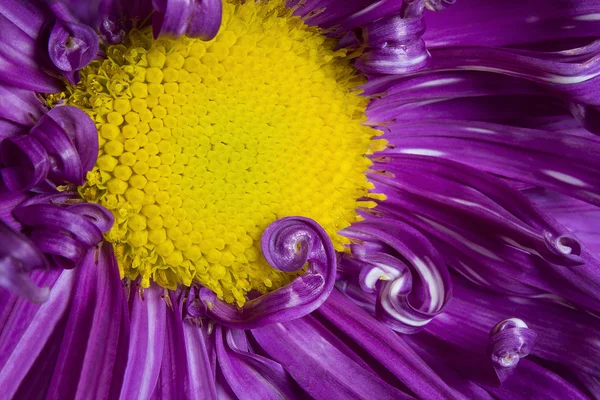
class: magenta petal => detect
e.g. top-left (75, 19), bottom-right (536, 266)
top-left (0, 134), bottom-right (49, 191)
top-left (185, 0), bottom-right (223, 40)
top-left (48, 19), bottom-right (99, 82)
top-left (0, 269), bottom-right (76, 399)
top-left (45, 106), bottom-right (99, 175)
top-left (152, 0), bottom-right (222, 40)
top-left (216, 327), bottom-right (299, 400)
top-left (252, 314), bottom-right (413, 400)
top-left (180, 298), bottom-right (218, 400)
top-left (487, 318), bottom-right (537, 383)
top-left (153, 292), bottom-right (188, 399)
top-left (199, 217), bottom-right (337, 329)
top-left (0, 220), bottom-right (50, 302)
top-left (45, 249), bottom-right (99, 398)
top-left (0, 9), bottom-right (62, 92)
top-left (0, 82), bottom-right (45, 127)
top-left (319, 289), bottom-right (463, 400)
top-left (119, 285), bottom-right (167, 399)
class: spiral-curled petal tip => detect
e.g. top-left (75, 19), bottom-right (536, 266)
top-left (198, 217), bottom-right (337, 329)
top-left (487, 318), bottom-right (537, 383)
top-left (48, 20), bottom-right (99, 82)
top-left (260, 217), bottom-right (317, 273)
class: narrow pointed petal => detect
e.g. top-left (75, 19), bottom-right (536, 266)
top-left (216, 327), bottom-right (301, 400)
top-left (0, 269), bottom-right (76, 398)
top-left (319, 289), bottom-right (467, 400)
top-left (74, 245), bottom-right (128, 399)
top-left (119, 285), bottom-right (167, 399)
top-left (152, 292), bottom-right (188, 399)
top-left (45, 246), bottom-right (126, 399)
top-left (252, 314), bottom-right (413, 400)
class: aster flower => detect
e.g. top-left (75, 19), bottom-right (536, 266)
top-left (1, 0), bottom-right (599, 399)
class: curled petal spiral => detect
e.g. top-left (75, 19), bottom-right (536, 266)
top-left (342, 218), bottom-right (451, 333)
top-left (48, 19), bottom-right (99, 83)
top-left (487, 318), bottom-right (537, 383)
top-left (198, 217), bottom-right (337, 329)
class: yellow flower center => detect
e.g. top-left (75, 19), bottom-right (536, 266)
top-left (62, 0), bottom-right (382, 305)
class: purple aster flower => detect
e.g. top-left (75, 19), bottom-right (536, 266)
top-left (1, 0), bottom-right (599, 398)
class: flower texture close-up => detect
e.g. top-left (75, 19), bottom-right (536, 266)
top-left (1, 0), bottom-right (600, 399)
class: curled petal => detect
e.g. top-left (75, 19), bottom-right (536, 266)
top-left (487, 318), bottom-right (537, 383)
top-left (356, 14), bottom-right (430, 76)
top-left (66, 203), bottom-right (114, 233)
top-left (48, 20), bottom-right (99, 83)
top-left (0, 220), bottom-right (49, 303)
top-left (152, 0), bottom-right (223, 40)
top-left (0, 135), bottom-right (49, 192)
top-left (199, 217), bottom-right (336, 329)
top-left (44, 106), bottom-right (99, 175)
top-left (99, 14), bottom-right (125, 44)
top-left (13, 194), bottom-right (112, 269)
top-left (342, 218), bottom-right (451, 333)
top-left (365, 15), bottom-right (426, 48)
top-left (14, 204), bottom-right (104, 247)
top-left (1, 106), bottom-right (98, 190)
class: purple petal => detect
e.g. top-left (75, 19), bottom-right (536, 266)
top-left (356, 14), bottom-right (430, 75)
top-left (44, 106), bottom-right (99, 177)
top-left (49, 0), bottom-right (119, 28)
top-left (524, 188), bottom-right (600, 253)
top-left (341, 218), bottom-right (451, 333)
top-left (370, 155), bottom-right (587, 266)
top-left (181, 315), bottom-right (218, 400)
top-left (0, 191), bottom-right (29, 230)
top-left (199, 217), bottom-right (337, 329)
top-left (429, 275), bottom-right (600, 377)
top-left (424, 0), bottom-right (600, 48)
top-left (487, 318), bottom-right (537, 383)
top-left (152, 291), bottom-right (188, 399)
top-left (216, 327), bottom-right (300, 400)
top-left (14, 204), bottom-right (104, 247)
top-left (0, 135), bottom-right (50, 192)
top-left (0, 220), bottom-right (50, 302)
top-left (66, 245), bottom-right (128, 399)
top-left (252, 314), bottom-right (413, 400)
top-left (152, 0), bottom-right (222, 40)
top-left (0, 6), bottom-right (62, 92)
top-left (45, 249), bottom-right (99, 398)
top-left (381, 120), bottom-right (600, 206)
top-left (319, 289), bottom-right (468, 400)
top-left (366, 154), bottom-right (600, 312)
top-left (0, 269), bottom-right (76, 398)
top-left (119, 285), bottom-right (167, 399)
top-left (0, 82), bottom-right (45, 127)
top-left (48, 20), bottom-right (99, 83)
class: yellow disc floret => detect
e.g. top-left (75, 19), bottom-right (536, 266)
top-left (63, 0), bottom-right (382, 305)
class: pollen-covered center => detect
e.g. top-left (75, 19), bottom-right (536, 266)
top-left (63, 1), bottom-right (381, 305)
